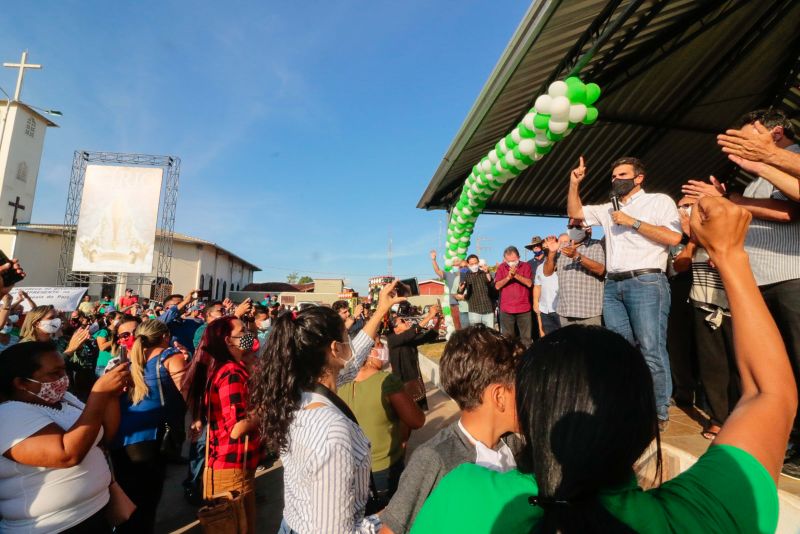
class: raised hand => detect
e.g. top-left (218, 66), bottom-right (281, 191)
top-left (681, 176), bottom-right (725, 199)
top-left (570, 156), bottom-right (587, 185)
top-left (717, 121), bottom-right (776, 162)
top-left (727, 154), bottom-right (768, 176)
top-left (429, 250), bottom-right (437, 261)
top-left (66, 327), bottom-right (91, 354)
top-left (92, 361), bottom-right (131, 395)
top-left (689, 197), bottom-right (751, 262)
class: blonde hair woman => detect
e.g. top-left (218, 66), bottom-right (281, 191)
top-left (108, 319), bottom-right (187, 534)
top-left (21, 305), bottom-right (93, 379)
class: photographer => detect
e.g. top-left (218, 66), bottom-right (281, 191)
top-left (387, 304), bottom-right (441, 410)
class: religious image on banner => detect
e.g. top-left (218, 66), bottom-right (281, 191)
top-left (71, 165), bottom-right (163, 273)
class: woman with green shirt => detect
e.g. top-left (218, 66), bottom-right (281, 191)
top-left (339, 340), bottom-right (425, 505)
top-left (411, 197), bottom-right (795, 533)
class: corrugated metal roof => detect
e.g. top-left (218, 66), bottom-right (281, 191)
top-left (419, 0), bottom-right (800, 216)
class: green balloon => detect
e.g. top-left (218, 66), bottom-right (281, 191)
top-left (585, 83), bottom-right (601, 105)
top-left (500, 158), bottom-right (510, 170)
top-left (505, 134), bottom-right (517, 149)
top-left (519, 124), bottom-right (535, 139)
top-left (536, 144), bottom-right (552, 155)
top-left (512, 147), bottom-right (533, 166)
top-left (448, 242), bottom-right (458, 251)
top-left (566, 83), bottom-right (586, 104)
top-left (491, 166), bottom-right (501, 177)
top-left (533, 113), bottom-right (550, 130)
top-left (508, 165), bottom-right (521, 176)
top-left (583, 106), bottom-right (599, 125)
top-left (546, 130), bottom-right (563, 142)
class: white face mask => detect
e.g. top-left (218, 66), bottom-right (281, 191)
top-left (336, 340), bottom-right (353, 366)
top-left (7, 314), bottom-right (18, 325)
top-left (37, 318), bottom-right (62, 335)
top-left (469, 265), bottom-right (480, 273)
top-left (507, 260), bottom-right (519, 268)
top-left (257, 319), bottom-right (271, 332)
top-left (25, 375), bottom-right (70, 404)
top-left (1, 325), bottom-right (11, 335)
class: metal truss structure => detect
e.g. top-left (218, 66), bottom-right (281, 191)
top-left (56, 151), bottom-right (181, 302)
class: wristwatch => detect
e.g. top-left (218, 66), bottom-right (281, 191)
top-left (575, 254), bottom-right (582, 263)
top-left (632, 219), bottom-right (642, 232)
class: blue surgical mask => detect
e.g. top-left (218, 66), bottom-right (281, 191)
top-left (460, 267), bottom-right (469, 274)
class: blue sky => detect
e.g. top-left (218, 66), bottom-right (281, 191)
top-left (1, 1), bottom-right (573, 292)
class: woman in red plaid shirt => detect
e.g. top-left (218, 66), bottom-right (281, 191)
top-left (183, 316), bottom-right (262, 534)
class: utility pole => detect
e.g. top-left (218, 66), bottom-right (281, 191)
top-left (475, 236), bottom-right (493, 259)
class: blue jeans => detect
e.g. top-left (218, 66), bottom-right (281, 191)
top-left (539, 312), bottom-right (561, 335)
top-left (459, 311), bottom-right (471, 328)
top-left (603, 273), bottom-right (672, 420)
top-left (468, 312), bottom-right (495, 328)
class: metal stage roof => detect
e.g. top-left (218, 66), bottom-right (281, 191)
top-left (418, 0), bottom-right (800, 217)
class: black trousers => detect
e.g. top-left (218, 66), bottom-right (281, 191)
top-left (667, 272), bottom-right (698, 406)
top-left (61, 508), bottom-right (112, 534)
top-left (761, 278), bottom-right (800, 435)
top-left (110, 446), bottom-right (167, 534)
top-left (692, 306), bottom-right (740, 426)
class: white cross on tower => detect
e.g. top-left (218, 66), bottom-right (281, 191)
top-left (3, 51), bottom-right (42, 101)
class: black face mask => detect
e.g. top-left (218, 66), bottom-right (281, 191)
top-left (611, 178), bottom-right (637, 198)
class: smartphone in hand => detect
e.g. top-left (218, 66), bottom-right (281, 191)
top-left (0, 250), bottom-right (24, 287)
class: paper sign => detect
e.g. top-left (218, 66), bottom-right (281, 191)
top-left (9, 287), bottom-right (88, 312)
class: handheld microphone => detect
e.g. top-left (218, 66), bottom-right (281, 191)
top-left (610, 195), bottom-right (620, 212)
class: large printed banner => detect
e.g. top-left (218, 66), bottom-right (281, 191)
top-left (9, 287), bottom-right (88, 312)
top-left (72, 165), bottom-right (163, 273)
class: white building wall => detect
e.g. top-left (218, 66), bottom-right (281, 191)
top-left (0, 104), bottom-right (49, 225)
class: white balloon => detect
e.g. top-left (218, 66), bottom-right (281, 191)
top-left (475, 174), bottom-right (486, 185)
top-left (466, 188), bottom-right (476, 199)
top-left (550, 96), bottom-right (570, 121)
top-left (548, 80), bottom-right (568, 97)
top-left (534, 94), bottom-right (552, 115)
top-left (457, 247), bottom-right (467, 254)
top-left (459, 236), bottom-right (470, 243)
top-left (444, 258), bottom-right (454, 267)
top-left (456, 215), bottom-right (466, 224)
top-left (462, 206), bottom-right (473, 216)
top-left (549, 120), bottom-right (569, 134)
top-left (568, 103), bottom-right (587, 124)
top-left (506, 152), bottom-right (518, 166)
top-left (533, 151), bottom-right (544, 161)
top-left (489, 150), bottom-right (499, 164)
top-left (495, 174), bottom-right (511, 184)
top-left (481, 159), bottom-right (493, 173)
top-left (518, 138), bottom-right (536, 155)
top-left (499, 138), bottom-right (509, 154)
top-left (448, 236), bottom-right (459, 244)
top-left (468, 197), bottom-right (479, 207)
top-left (535, 135), bottom-right (552, 147)
top-left (511, 128), bottom-right (522, 143)
top-left (522, 112), bottom-right (536, 130)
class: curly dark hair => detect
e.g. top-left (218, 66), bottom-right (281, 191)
top-left (250, 306), bottom-right (346, 452)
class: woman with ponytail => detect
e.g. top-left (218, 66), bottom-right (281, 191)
top-left (251, 281), bottom-right (405, 534)
top-left (410, 200), bottom-right (795, 533)
top-left (109, 318), bottom-right (187, 534)
top-left (182, 315), bottom-right (263, 534)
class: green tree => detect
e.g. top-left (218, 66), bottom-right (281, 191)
top-left (286, 272), bottom-right (299, 284)
top-left (298, 276), bottom-right (313, 284)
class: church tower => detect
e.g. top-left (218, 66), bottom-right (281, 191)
top-left (0, 51), bottom-right (58, 226)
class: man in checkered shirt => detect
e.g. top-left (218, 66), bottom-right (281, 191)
top-left (541, 219), bottom-right (606, 326)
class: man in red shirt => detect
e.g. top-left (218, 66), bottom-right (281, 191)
top-left (118, 288), bottom-right (138, 310)
top-left (495, 246), bottom-right (534, 347)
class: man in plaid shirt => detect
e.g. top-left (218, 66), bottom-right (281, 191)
top-left (460, 254), bottom-right (495, 328)
top-left (541, 219), bottom-right (606, 326)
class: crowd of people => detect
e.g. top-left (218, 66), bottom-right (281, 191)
top-left (0, 107), bottom-right (797, 533)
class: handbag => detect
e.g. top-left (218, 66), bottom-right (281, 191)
top-left (156, 351), bottom-right (186, 461)
top-left (197, 394), bottom-right (249, 534)
top-left (404, 376), bottom-right (427, 402)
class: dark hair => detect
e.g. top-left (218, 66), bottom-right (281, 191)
top-left (610, 157), bottom-right (646, 178)
top-left (250, 306), bottom-right (345, 452)
top-left (517, 325), bottom-right (659, 534)
top-left (183, 316), bottom-right (238, 419)
top-left (253, 305), bottom-right (268, 318)
top-left (331, 300), bottom-right (350, 313)
top-left (737, 108), bottom-right (796, 141)
top-left (164, 294), bottom-right (183, 304)
top-left (0, 341), bottom-right (59, 398)
top-left (466, 254), bottom-right (479, 262)
top-left (440, 325), bottom-right (522, 410)
top-left (503, 246), bottom-right (520, 258)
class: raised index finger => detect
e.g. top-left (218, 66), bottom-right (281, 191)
top-left (579, 156), bottom-right (585, 168)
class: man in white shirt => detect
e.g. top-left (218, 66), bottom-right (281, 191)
top-left (534, 234), bottom-right (567, 337)
top-left (568, 156), bottom-right (682, 425)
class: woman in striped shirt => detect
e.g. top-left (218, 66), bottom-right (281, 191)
top-left (252, 281), bottom-right (405, 534)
